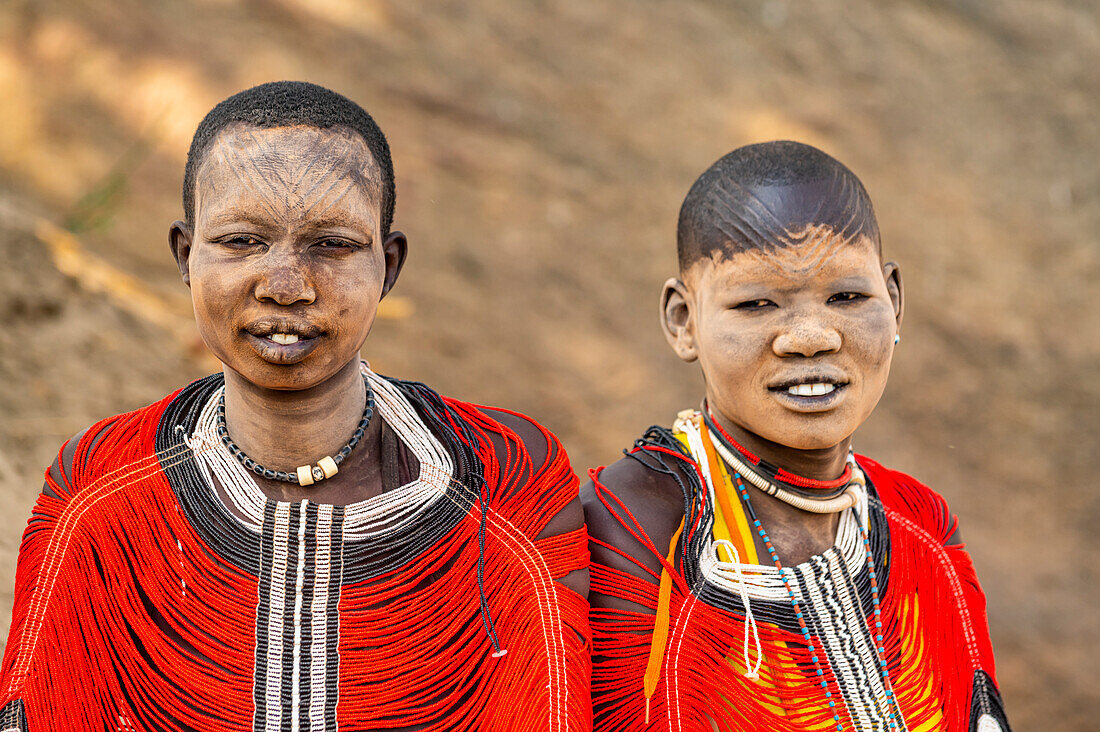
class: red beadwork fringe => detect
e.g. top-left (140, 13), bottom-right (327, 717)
top-left (1, 389), bottom-right (592, 730)
top-left (590, 453), bottom-right (997, 731)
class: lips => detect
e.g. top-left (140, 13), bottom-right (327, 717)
top-left (242, 317), bottom-right (324, 365)
top-left (243, 317), bottom-right (322, 340)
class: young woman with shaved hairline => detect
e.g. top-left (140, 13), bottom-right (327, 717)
top-left (584, 141), bottom-right (1009, 732)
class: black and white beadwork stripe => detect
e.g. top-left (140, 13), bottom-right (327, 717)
top-left (0, 700), bottom-right (27, 732)
top-left (163, 369), bottom-right (467, 730)
top-left (796, 552), bottom-right (905, 730)
top-left (673, 414), bottom-right (907, 729)
top-left (253, 499), bottom-right (344, 732)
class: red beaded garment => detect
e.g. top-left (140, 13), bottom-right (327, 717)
top-left (588, 420), bottom-right (1009, 732)
top-left (0, 372), bottom-right (591, 731)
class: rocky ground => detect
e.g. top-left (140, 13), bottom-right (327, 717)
top-left (0, 0), bottom-right (1097, 726)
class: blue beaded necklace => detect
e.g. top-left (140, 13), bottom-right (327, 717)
top-left (728, 467), bottom-right (904, 730)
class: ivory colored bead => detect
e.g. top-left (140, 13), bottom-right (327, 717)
top-left (296, 465), bottom-right (315, 486)
top-left (319, 456), bottom-right (339, 479)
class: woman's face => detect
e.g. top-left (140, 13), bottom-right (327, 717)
top-left (668, 228), bottom-right (901, 450)
top-left (172, 124), bottom-right (405, 391)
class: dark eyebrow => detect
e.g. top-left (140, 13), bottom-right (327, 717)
top-left (827, 275), bottom-right (877, 290)
top-left (203, 208), bottom-right (275, 230)
top-left (201, 209), bottom-right (378, 236)
top-left (303, 213), bottom-right (377, 234)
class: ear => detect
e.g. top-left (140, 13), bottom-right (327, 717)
top-left (660, 277), bottom-right (698, 363)
top-left (169, 221), bottom-right (193, 287)
top-left (379, 230), bottom-right (408, 298)
top-left (883, 260), bottom-right (903, 333)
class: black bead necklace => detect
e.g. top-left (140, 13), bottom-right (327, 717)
top-left (216, 376), bottom-right (375, 485)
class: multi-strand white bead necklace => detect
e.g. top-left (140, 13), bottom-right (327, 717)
top-left (186, 367), bottom-right (454, 540)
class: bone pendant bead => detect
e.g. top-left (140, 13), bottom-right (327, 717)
top-left (319, 456), bottom-right (339, 479)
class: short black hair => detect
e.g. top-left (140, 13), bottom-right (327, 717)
top-left (183, 81), bottom-right (395, 234)
top-left (677, 141), bottom-right (879, 272)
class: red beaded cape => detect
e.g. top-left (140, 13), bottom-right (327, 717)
top-left (589, 425), bottom-right (1009, 732)
top-left (0, 373), bottom-right (591, 731)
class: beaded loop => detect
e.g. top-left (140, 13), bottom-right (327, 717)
top-left (216, 375), bottom-right (375, 484)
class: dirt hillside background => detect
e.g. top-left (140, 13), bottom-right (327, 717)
top-left (0, 0), bottom-right (1096, 727)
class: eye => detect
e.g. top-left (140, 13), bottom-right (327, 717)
top-left (827, 292), bottom-right (867, 304)
top-left (733, 299), bottom-right (777, 310)
top-left (315, 238), bottom-right (359, 251)
top-left (223, 235), bottom-right (264, 248)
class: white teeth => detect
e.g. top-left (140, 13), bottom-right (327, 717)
top-left (270, 333), bottom-right (299, 345)
top-left (788, 383), bottom-right (836, 397)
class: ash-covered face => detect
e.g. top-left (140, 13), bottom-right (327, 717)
top-left (169, 124), bottom-right (406, 391)
top-left (663, 226), bottom-right (902, 450)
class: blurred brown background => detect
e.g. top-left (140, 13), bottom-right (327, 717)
top-left (0, 0), bottom-right (1096, 727)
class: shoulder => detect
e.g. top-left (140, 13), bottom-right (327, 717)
top-left (384, 377), bottom-right (560, 467)
top-left (581, 446), bottom-right (690, 579)
top-left (447, 401), bottom-right (585, 592)
top-left (42, 388), bottom-right (183, 501)
top-left (857, 454), bottom-right (961, 545)
top-left (445, 397), bottom-right (562, 471)
top-left (472, 406), bottom-right (579, 519)
top-left (582, 450), bottom-right (686, 526)
top-left (479, 407), bottom-right (556, 466)
top-left (436, 393), bottom-right (580, 489)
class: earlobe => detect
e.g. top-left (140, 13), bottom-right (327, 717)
top-left (660, 277), bottom-right (698, 363)
top-left (168, 221), bottom-right (193, 287)
top-left (380, 230), bottom-right (408, 298)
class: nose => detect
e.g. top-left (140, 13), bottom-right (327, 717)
top-left (254, 256), bottom-right (316, 306)
top-left (773, 314), bottom-right (842, 358)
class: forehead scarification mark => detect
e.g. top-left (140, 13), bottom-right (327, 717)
top-left (197, 127), bottom-right (381, 229)
top-left (300, 175), bottom-right (364, 224)
top-left (297, 151), bottom-right (357, 216)
top-left (205, 137), bottom-right (281, 222)
top-left (777, 226), bottom-right (851, 275)
top-left (705, 198), bottom-right (770, 256)
top-left (253, 127), bottom-right (375, 212)
top-left (284, 129), bottom-right (344, 191)
top-left (298, 174), bottom-right (352, 220)
top-left (821, 176), bottom-right (864, 243)
top-left (726, 224), bottom-right (865, 278)
top-left (241, 129), bottom-right (295, 213)
top-left (691, 168), bottom-right (879, 278)
top-left (240, 129), bottom-right (290, 188)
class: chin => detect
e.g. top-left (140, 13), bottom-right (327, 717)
top-left (781, 434), bottom-right (847, 451)
top-left (760, 420), bottom-right (853, 452)
top-left (223, 356), bottom-right (327, 392)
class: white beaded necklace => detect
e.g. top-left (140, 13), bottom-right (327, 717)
top-left (674, 412), bottom-right (869, 603)
top-left (187, 367), bottom-right (455, 540)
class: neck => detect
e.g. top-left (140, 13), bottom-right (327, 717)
top-left (708, 406), bottom-right (851, 485)
top-left (222, 358), bottom-right (367, 473)
top-left (706, 403), bottom-right (848, 564)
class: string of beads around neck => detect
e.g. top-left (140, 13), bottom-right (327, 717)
top-left (701, 406), bottom-right (861, 514)
top-left (216, 374), bottom-right (375, 485)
